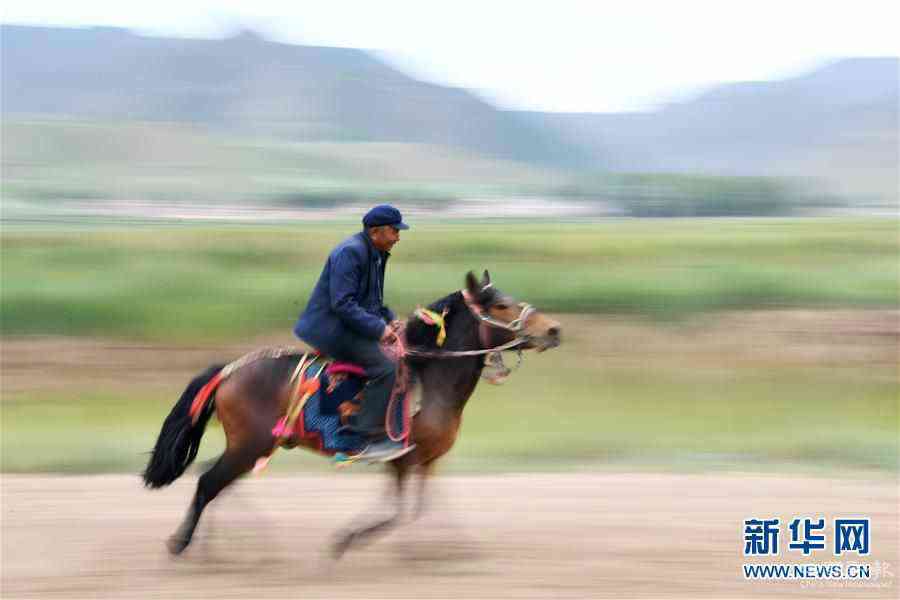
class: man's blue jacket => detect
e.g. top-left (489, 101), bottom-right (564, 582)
top-left (293, 231), bottom-right (395, 355)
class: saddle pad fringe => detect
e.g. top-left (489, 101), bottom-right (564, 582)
top-left (273, 361), bottom-right (325, 440)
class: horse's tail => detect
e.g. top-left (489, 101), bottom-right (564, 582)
top-left (142, 364), bottom-right (226, 488)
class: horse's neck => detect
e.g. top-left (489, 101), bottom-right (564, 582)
top-left (416, 307), bottom-right (484, 414)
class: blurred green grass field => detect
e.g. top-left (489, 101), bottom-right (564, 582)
top-left (1, 219), bottom-right (898, 474)
top-left (2, 319), bottom-right (896, 474)
top-left (2, 219), bottom-right (897, 340)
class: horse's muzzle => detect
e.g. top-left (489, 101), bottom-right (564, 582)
top-left (527, 326), bottom-right (561, 352)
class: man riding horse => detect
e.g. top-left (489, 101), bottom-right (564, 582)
top-left (293, 204), bottom-right (414, 463)
top-left (144, 207), bottom-right (563, 557)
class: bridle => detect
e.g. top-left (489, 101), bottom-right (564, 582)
top-left (461, 287), bottom-right (537, 339)
top-left (402, 287), bottom-right (535, 382)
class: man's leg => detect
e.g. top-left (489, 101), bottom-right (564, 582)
top-left (332, 334), bottom-right (398, 440)
top-left (332, 335), bottom-right (413, 461)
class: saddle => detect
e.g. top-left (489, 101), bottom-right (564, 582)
top-left (270, 351), bottom-right (413, 457)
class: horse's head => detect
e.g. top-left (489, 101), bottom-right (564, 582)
top-left (464, 270), bottom-right (561, 352)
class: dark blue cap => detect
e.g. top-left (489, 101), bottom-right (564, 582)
top-left (362, 204), bottom-right (409, 230)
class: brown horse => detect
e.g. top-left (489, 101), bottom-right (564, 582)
top-left (143, 270), bottom-right (561, 558)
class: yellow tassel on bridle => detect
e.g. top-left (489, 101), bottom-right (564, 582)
top-left (414, 307), bottom-right (448, 347)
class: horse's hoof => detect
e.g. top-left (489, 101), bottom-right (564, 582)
top-left (167, 535), bottom-right (190, 556)
top-left (331, 533), bottom-right (353, 560)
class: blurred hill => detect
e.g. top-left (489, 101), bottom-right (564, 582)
top-left (1, 119), bottom-right (562, 208)
top-left (1, 24), bottom-right (585, 167)
top-left (1, 24), bottom-right (896, 213)
top-left (521, 58), bottom-right (899, 205)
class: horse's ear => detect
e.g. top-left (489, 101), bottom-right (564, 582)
top-left (482, 270), bottom-right (491, 285)
top-left (465, 271), bottom-right (479, 294)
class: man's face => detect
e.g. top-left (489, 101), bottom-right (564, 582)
top-left (370, 225), bottom-right (400, 252)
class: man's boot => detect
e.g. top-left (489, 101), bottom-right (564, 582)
top-left (348, 372), bottom-right (414, 462)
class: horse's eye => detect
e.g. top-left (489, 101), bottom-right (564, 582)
top-left (494, 303), bottom-right (509, 311)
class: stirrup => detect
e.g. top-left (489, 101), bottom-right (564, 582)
top-left (334, 441), bottom-right (415, 467)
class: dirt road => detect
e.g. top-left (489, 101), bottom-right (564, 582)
top-left (2, 473), bottom-right (896, 599)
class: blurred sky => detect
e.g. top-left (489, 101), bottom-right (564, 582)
top-left (3, 0), bottom-right (898, 112)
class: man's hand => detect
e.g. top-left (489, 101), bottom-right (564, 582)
top-left (389, 319), bottom-right (403, 331)
top-left (380, 325), bottom-right (397, 343)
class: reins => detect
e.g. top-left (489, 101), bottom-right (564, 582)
top-left (403, 336), bottom-right (527, 358)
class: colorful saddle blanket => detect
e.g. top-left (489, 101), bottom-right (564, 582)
top-left (273, 355), bottom-right (412, 456)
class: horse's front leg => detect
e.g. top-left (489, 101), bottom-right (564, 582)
top-left (331, 461), bottom-right (409, 559)
top-left (412, 460), bottom-right (436, 521)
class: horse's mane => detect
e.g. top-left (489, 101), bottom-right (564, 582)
top-left (404, 291), bottom-right (467, 350)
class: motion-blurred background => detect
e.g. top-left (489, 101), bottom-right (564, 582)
top-left (2, 3), bottom-right (898, 597)
top-left (1, 2), bottom-right (897, 476)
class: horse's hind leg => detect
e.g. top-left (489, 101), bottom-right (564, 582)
top-left (167, 444), bottom-right (265, 555)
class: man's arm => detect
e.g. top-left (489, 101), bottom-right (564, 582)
top-left (329, 248), bottom-right (387, 340)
